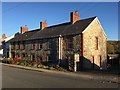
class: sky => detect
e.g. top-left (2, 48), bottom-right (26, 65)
top-left (1, 2), bottom-right (119, 40)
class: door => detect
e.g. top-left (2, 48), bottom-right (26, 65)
top-left (92, 56), bottom-right (94, 69)
top-left (99, 56), bottom-right (102, 69)
top-left (11, 52), bottom-right (15, 58)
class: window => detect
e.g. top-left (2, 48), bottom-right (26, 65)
top-left (31, 54), bottom-right (35, 61)
top-left (38, 43), bottom-right (42, 49)
top-left (95, 37), bottom-right (98, 50)
top-left (37, 56), bottom-right (42, 62)
top-left (66, 38), bottom-right (73, 49)
top-left (46, 42), bottom-right (49, 49)
top-left (92, 56), bottom-right (94, 69)
top-left (16, 42), bottom-right (20, 49)
top-left (21, 42), bottom-right (25, 50)
top-left (32, 42), bottom-right (36, 49)
top-left (45, 40), bottom-right (51, 50)
top-left (40, 57), bottom-right (42, 61)
top-left (21, 53), bottom-right (25, 60)
top-left (11, 43), bottom-right (15, 50)
top-left (16, 53), bottom-right (20, 58)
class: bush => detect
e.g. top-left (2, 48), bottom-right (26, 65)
top-left (20, 62), bottom-right (25, 66)
top-left (2, 58), bottom-right (13, 64)
top-left (37, 64), bottom-right (43, 68)
top-left (14, 61), bottom-right (20, 65)
top-left (48, 66), bottom-right (55, 70)
top-left (33, 63), bottom-right (38, 68)
top-left (27, 63), bottom-right (32, 67)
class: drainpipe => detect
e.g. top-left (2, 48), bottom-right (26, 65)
top-left (9, 44), bottom-right (11, 58)
top-left (58, 35), bottom-right (62, 65)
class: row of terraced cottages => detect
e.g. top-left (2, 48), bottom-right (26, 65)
top-left (9, 11), bottom-right (107, 71)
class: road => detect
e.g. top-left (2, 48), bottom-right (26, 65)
top-left (2, 65), bottom-right (118, 88)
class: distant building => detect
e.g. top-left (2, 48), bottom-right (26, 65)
top-left (0, 34), bottom-right (7, 56)
top-left (10, 11), bottom-right (107, 70)
top-left (2, 35), bottom-right (15, 58)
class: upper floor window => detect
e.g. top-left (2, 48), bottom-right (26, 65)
top-left (95, 37), bottom-right (98, 50)
top-left (66, 38), bottom-right (73, 49)
top-left (45, 39), bottom-right (51, 50)
top-left (46, 42), bottom-right (50, 49)
top-left (16, 42), bottom-right (20, 49)
top-left (32, 42), bottom-right (36, 49)
top-left (38, 42), bottom-right (42, 49)
top-left (11, 42), bottom-right (15, 50)
top-left (37, 40), bottom-right (43, 49)
top-left (21, 41), bottom-right (25, 50)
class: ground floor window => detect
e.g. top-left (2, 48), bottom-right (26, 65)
top-left (21, 53), bottom-right (26, 60)
top-left (37, 56), bottom-right (43, 63)
top-left (15, 53), bottom-right (20, 59)
top-left (99, 55), bottom-right (102, 68)
top-left (91, 56), bottom-right (94, 69)
top-left (31, 54), bottom-right (35, 61)
top-left (11, 52), bottom-right (15, 58)
top-left (7, 52), bottom-right (9, 58)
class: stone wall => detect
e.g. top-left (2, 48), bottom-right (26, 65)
top-left (11, 38), bottom-right (59, 64)
top-left (83, 17), bottom-right (107, 70)
top-left (61, 34), bottom-right (82, 70)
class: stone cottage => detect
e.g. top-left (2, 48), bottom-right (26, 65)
top-left (10, 11), bottom-right (107, 71)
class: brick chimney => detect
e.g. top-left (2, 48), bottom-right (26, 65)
top-left (40, 21), bottom-right (47, 30)
top-left (70, 11), bottom-right (80, 24)
top-left (20, 25), bottom-right (28, 34)
top-left (2, 34), bottom-right (6, 39)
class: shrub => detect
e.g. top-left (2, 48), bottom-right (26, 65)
top-left (37, 64), bottom-right (43, 68)
top-left (20, 62), bottom-right (25, 66)
top-left (27, 63), bottom-right (32, 67)
top-left (43, 65), bottom-right (49, 69)
top-left (48, 66), bottom-right (55, 70)
top-left (2, 58), bottom-right (13, 64)
top-left (15, 61), bottom-right (21, 65)
top-left (33, 63), bottom-right (38, 68)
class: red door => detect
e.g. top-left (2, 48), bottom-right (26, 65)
top-left (99, 56), bottom-right (102, 69)
top-left (92, 56), bottom-right (94, 70)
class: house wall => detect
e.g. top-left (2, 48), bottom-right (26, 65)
top-left (61, 34), bottom-right (82, 70)
top-left (11, 38), bottom-right (59, 64)
top-left (10, 18), bottom-right (107, 71)
top-left (82, 17), bottom-right (107, 70)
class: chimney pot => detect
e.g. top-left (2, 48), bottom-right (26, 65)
top-left (21, 26), bottom-right (28, 34)
top-left (2, 34), bottom-right (6, 39)
top-left (70, 11), bottom-right (80, 24)
top-left (40, 21), bottom-right (47, 29)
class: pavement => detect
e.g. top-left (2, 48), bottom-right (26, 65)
top-left (2, 63), bottom-right (120, 84)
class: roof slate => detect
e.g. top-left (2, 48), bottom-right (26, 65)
top-left (10, 16), bottom-right (96, 42)
top-left (9, 29), bottom-right (40, 42)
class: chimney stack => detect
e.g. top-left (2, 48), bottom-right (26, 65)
top-left (2, 34), bottom-right (6, 39)
top-left (20, 25), bottom-right (28, 34)
top-left (70, 11), bottom-right (80, 24)
top-left (40, 21), bottom-right (47, 30)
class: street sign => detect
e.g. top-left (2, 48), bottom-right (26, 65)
top-left (74, 53), bottom-right (79, 62)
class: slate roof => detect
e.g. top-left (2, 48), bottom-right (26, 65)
top-left (10, 16), bottom-right (96, 42)
top-left (29, 16), bottom-right (96, 40)
top-left (10, 29), bottom-right (40, 42)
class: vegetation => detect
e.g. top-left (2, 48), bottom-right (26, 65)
top-left (2, 58), bottom-right (67, 72)
top-left (107, 41), bottom-right (120, 54)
